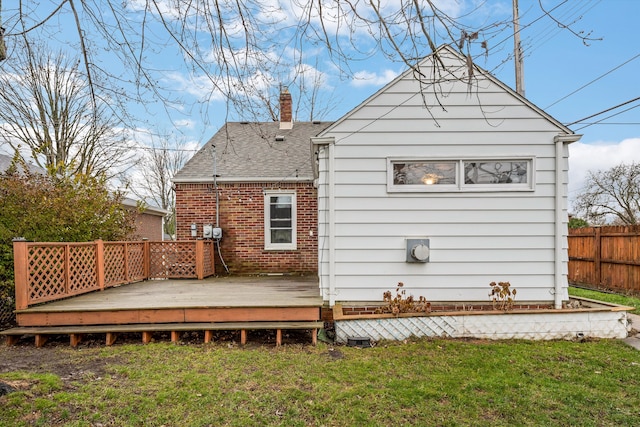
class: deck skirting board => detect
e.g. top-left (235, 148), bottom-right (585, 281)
top-left (16, 306), bottom-right (321, 327)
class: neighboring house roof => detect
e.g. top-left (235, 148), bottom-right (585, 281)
top-left (173, 121), bottom-right (332, 183)
top-left (0, 153), bottom-right (47, 175)
top-left (318, 44), bottom-right (574, 139)
top-left (0, 156), bottom-right (167, 216)
top-left (122, 197), bottom-right (168, 216)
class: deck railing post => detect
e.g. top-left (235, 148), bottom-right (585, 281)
top-left (208, 241), bottom-right (215, 276)
top-left (64, 243), bottom-right (71, 296)
top-left (13, 241), bottom-right (29, 310)
top-left (96, 240), bottom-right (105, 291)
top-left (196, 240), bottom-right (204, 279)
top-left (124, 242), bottom-right (130, 282)
top-left (144, 240), bottom-right (150, 279)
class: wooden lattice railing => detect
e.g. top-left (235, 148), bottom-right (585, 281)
top-left (13, 240), bottom-right (215, 310)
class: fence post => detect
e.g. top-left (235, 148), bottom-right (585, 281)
top-left (13, 241), bottom-right (29, 310)
top-left (196, 240), bottom-right (204, 279)
top-left (95, 240), bottom-right (105, 291)
top-left (594, 227), bottom-right (601, 286)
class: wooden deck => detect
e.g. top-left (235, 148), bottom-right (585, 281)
top-left (2, 275), bottom-right (323, 347)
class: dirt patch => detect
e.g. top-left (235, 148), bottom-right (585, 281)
top-left (0, 380), bottom-right (16, 396)
top-left (0, 335), bottom-right (123, 380)
top-left (327, 348), bottom-right (344, 360)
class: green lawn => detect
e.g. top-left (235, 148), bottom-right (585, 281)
top-left (569, 286), bottom-right (640, 315)
top-left (1, 337), bottom-right (640, 426)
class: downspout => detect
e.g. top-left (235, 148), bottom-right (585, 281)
top-left (328, 142), bottom-right (336, 307)
top-left (554, 134), bottom-right (581, 309)
top-left (312, 137), bottom-right (336, 306)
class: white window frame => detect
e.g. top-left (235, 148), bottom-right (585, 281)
top-left (387, 157), bottom-right (535, 193)
top-left (264, 190), bottom-right (297, 250)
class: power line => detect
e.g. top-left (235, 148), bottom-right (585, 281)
top-left (525, 1), bottom-right (600, 58)
top-left (480, 0), bottom-right (568, 66)
top-left (546, 52), bottom-right (640, 109)
top-left (573, 122), bottom-right (640, 125)
top-left (131, 145), bottom-right (200, 153)
top-left (573, 103), bottom-right (640, 131)
top-left (566, 96), bottom-right (640, 126)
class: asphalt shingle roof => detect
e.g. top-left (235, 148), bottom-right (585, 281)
top-left (0, 153), bottom-right (47, 175)
top-left (173, 121), bottom-right (332, 183)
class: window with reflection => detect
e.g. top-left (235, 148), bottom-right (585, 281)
top-left (392, 161), bottom-right (457, 186)
top-left (388, 158), bottom-right (533, 192)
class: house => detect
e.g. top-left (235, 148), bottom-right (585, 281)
top-left (174, 45), bottom-right (580, 311)
top-left (121, 198), bottom-right (168, 241)
top-left (172, 90), bottom-right (331, 273)
top-left (10, 48), bottom-right (632, 346)
top-left (313, 45), bottom-right (580, 310)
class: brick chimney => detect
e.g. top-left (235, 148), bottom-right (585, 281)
top-left (279, 87), bottom-right (293, 130)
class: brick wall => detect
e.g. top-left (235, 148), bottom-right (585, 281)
top-left (175, 181), bottom-right (317, 274)
top-left (126, 210), bottom-right (164, 241)
top-left (136, 213), bottom-right (164, 240)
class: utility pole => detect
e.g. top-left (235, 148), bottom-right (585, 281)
top-left (0, 0), bottom-right (6, 61)
top-left (513, 0), bottom-right (525, 96)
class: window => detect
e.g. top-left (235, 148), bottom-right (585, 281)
top-left (264, 191), bottom-right (296, 250)
top-left (388, 158), bottom-right (534, 192)
top-left (392, 161), bottom-right (458, 188)
top-left (463, 161), bottom-right (529, 185)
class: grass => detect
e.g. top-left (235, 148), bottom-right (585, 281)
top-left (1, 338), bottom-right (640, 426)
top-left (569, 286), bottom-right (640, 315)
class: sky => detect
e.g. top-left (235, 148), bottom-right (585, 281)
top-left (313, 0), bottom-right (640, 205)
top-left (485, 0), bottom-right (640, 204)
top-left (1, 0), bottom-right (639, 210)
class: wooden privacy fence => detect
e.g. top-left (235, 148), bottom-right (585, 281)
top-left (13, 240), bottom-right (216, 310)
top-left (568, 225), bottom-right (640, 294)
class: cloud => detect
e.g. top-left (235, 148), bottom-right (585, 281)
top-left (568, 138), bottom-right (640, 206)
top-left (290, 63), bottom-right (329, 88)
top-left (174, 119), bottom-right (196, 129)
top-left (350, 69), bottom-right (399, 87)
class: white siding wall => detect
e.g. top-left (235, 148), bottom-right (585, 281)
top-left (317, 50), bottom-right (572, 305)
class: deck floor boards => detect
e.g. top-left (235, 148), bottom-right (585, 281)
top-left (5, 276), bottom-right (324, 346)
top-left (18, 275), bottom-right (322, 313)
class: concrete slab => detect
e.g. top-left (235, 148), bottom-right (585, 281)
top-left (623, 313), bottom-right (640, 350)
top-left (627, 313), bottom-right (640, 331)
top-left (623, 334), bottom-right (640, 350)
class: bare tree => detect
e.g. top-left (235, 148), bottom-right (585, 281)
top-left (0, 1), bottom-right (597, 125)
top-left (573, 163), bottom-right (640, 225)
top-left (130, 137), bottom-right (190, 238)
top-left (0, 41), bottom-right (136, 179)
